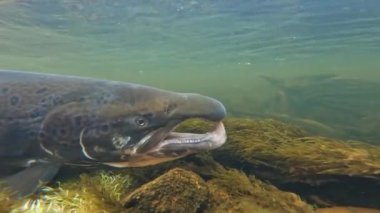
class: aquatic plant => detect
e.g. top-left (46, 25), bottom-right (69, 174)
top-left (177, 118), bottom-right (380, 208)
top-left (12, 170), bottom-right (133, 213)
top-left (124, 168), bottom-right (209, 213)
top-left (0, 186), bottom-right (18, 212)
top-left (124, 167), bottom-right (313, 213)
top-left (206, 168), bottom-right (313, 213)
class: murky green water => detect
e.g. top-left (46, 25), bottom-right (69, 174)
top-left (1, 0), bottom-right (380, 143)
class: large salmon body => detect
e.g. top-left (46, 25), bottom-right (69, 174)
top-left (0, 70), bottom-right (227, 197)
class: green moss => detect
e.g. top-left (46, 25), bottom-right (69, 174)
top-left (124, 168), bottom-right (209, 213)
top-left (206, 167), bottom-right (314, 213)
top-left (177, 117), bottom-right (380, 208)
top-left (12, 170), bottom-right (133, 213)
top-left (177, 118), bottom-right (380, 180)
top-left (0, 186), bottom-right (18, 212)
top-left (123, 164), bottom-right (313, 213)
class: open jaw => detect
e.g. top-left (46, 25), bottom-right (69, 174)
top-left (154, 121), bottom-right (226, 152)
top-left (137, 120), bottom-right (227, 154)
top-left (104, 121), bottom-right (227, 168)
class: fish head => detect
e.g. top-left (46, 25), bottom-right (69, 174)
top-left (39, 84), bottom-right (227, 167)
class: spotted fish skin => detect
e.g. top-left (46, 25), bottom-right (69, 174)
top-left (0, 70), bottom-right (121, 162)
top-left (0, 70), bottom-right (226, 196)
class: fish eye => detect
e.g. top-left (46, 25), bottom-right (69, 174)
top-left (135, 117), bottom-right (148, 127)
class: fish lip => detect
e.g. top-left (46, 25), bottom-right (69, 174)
top-left (135, 120), bottom-right (227, 154)
top-left (162, 121), bottom-right (226, 148)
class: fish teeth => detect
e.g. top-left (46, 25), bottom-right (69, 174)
top-left (181, 138), bottom-right (202, 144)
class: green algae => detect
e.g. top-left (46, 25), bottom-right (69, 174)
top-left (124, 167), bottom-right (313, 213)
top-left (177, 118), bottom-right (380, 208)
top-left (0, 186), bottom-right (18, 212)
top-left (206, 168), bottom-right (313, 213)
top-left (9, 170), bottom-right (134, 213)
top-left (176, 118), bottom-right (380, 180)
top-left (124, 168), bottom-right (209, 213)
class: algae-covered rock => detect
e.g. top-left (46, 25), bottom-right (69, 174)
top-left (123, 166), bottom-right (314, 213)
top-left (177, 118), bottom-right (380, 208)
top-left (206, 167), bottom-right (314, 213)
top-left (177, 118), bottom-right (380, 180)
top-left (124, 168), bottom-right (209, 213)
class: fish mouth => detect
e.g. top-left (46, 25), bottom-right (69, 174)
top-left (104, 120), bottom-right (226, 168)
top-left (135, 120), bottom-right (227, 156)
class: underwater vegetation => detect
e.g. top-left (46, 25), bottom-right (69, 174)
top-left (258, 74), bottom-right (380, 144)
top-left (1, 117), bottom-right (379, 212)
top-left (1, 170), bottom-right (134, 213)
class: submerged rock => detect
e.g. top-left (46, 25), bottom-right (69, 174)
top-left (177, 118), bottom-right (380, 208)
top-left (205, 167), bottom-right (313, 213)
top-left (124, 168), bottom-right (209, 213)
top-left (123, 167), bottom-right (313, 213)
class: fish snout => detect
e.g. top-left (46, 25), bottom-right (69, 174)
top-left (176, 93), bottom-right (227, 121)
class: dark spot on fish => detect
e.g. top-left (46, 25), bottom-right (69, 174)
top-left (30, 109), bottom-right (40, 118)
top-left (96, 97), bottom-right (108, 105)
top-left (59, 129), bottom-right (68, 136)
top-left (100, 123), bottom-right (110, 133)
top-left (40, 98), bottom-right (46, 103)
top-left (39, 132), bottom-right (46, 139)
top-left (36, 87), bottom-right (48, 94)
top-left (27, 131), bottom-right (36, 139)
top-left (143, 113), bottom-right (154, 118)
top-left (74, 115), bottom-right (82, 126)
top-left (1, 88), bottom-right (9, 93)
top-left (51, 129), bottom-right (58, 136)
top-left (59, 141), bottom-right (70, 147)
top-left (79, 97), bottom-right (86, 102)
top-left (10, 95), bottom-right (20, 106)
top-left (53, 96), bottom-right (63, 105)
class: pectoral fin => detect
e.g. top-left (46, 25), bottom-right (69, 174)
top-left (2, 162), bottom-right (60, 197)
